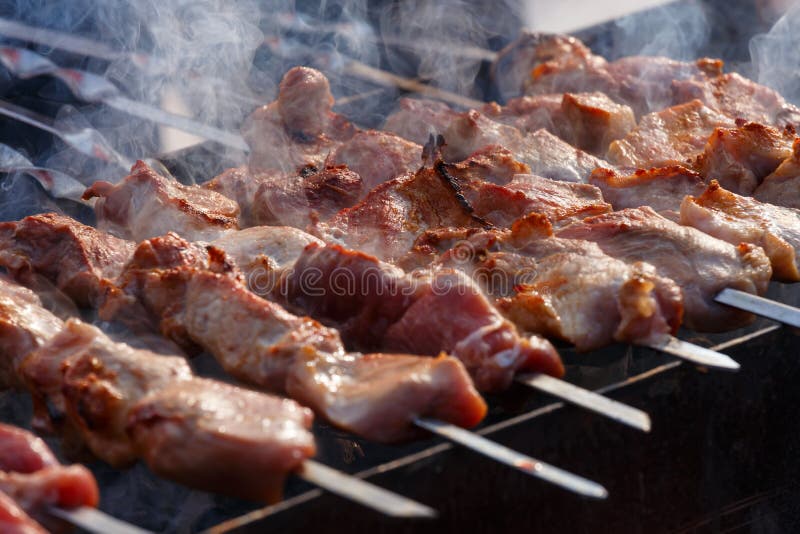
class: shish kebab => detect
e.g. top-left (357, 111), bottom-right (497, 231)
top-left (0, 275), bottom-right (442, 523)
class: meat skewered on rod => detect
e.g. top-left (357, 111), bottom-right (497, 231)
top-left (0, 213), bottom-right (608, 498)
top-left (0, 275), bottom-right (438, 520)
top-left (75, 156), bottom-right (651, 431)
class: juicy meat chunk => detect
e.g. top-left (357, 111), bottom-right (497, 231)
top-left (0, 424), bottom-right (98, 529)
top-left (251, 164), bottom-right (362, 229)
top-left (504, 174), bottom-right (612, 227)
top-left (482, 94), bottom-right (565, 135)
top-left (435, 145), bottom-right (531, 185)
top-left (383, 98), bottom-right (458, 145)
top-left (697, 121), bottom-right (795, 195)
top-left (589, 166), bottom-right (706, 213)
top-left (558, 207), bottom-right (772, 331)
top-left (755, 138), bottom-right (800, 209)
top-left (560, 92), bottom-right (636, 155)
top-left (330, 130), bottom-right (422, 191)
top-left (280, 243), bottom-right (564, 391)
top-left (681, 181), bottom-right (800, 282)
top-left (128, 378), bottom-right (315, 502)
top-left (84, 160), bottom-right (239, 242)
top-left (672, 72), bottom-right (800, 128)
top-left (204, 166), bottom-right (274, 226)
top-left (522, 129), bottom-right (608, 183)
top-left (20, 319), bottom-right (193, 467)
top-left (242, 67), bottom-right (356, 171)
top-left (0, 213), bottom-right (134, 307)
top-left (607, 100), bottom-right (735, 168)
top-left (0, 276), bottom-right (64, 390)
top-left (441, 109), bottom-right (529, 163)
top-left (213, 226), bottom-right (324, 293)
top-left (107, 234), bottom-right (486, 441)
top-left (439, 215), bottom-right (682, 350)
top-left (288, 352), bottom-right (486, 443)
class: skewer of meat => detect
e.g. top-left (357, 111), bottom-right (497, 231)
top-left (0, 275), bottom-right (437, 516)
top-left (0, 213), bottom-right (608, 497)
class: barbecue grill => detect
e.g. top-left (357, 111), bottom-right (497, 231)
top-left (2, 0), bottom-right (800, 532)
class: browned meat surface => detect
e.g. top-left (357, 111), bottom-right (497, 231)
top-left (558, 207), bottom-right (772, 331)
top-left (482, 94), bottom-right (565, 135)
top-left (383, 98), bottom-right (458, 145)
top-left (681, 181), bottom-right (800, 282)
top-left (436, 145), bottom-right (530, 185)
top-left (0, 213), bottom-right (134, 307)
top-left (607, 100), bottom-right (735, 168)
top-left (754, 138), bottom-right (800, 209)
top-left (0, 491), bottom-right (45, 534)
top-left (387, 99), bottom-right (609, 182)
top-left (242, 67), bottom-right (356, 171)
top-left (105, 234), bottom-right (486, 441)
top-left (696, 121), bottom-right (795, 194)
top-left (280, 243), bottom-right (564, 391)
top-left (250, 164), bottom-right (362, 229)
top-left (20, 319), bottom-right (193, 467)
top-left (0, 424), bottom-right (98, 512)
top-left (204, 166), bottom-right (273, 225)
top-left (504, 174), bottom-right (612, 227)
top-left (331, 130), bottom-right (422, 191)
top-left (316, 164), bottom-right (485, 263)
top-left (129, 378), bottom-right (315, 502)
top-left (213, 226), bottom-right (324, 292)
top-left (672, 72), bottom-right (800, 128)
top-left (560, 92), bottom-right (637, 155)
top-left (84, 160), bottom-right (240, 242)
top-left (437, 215), bottom-right (682, 350)
top-left (491, 32), bottom-right (722, 115)
top-left (0, 277), bottom-right (64, 390)
top-left (589, 166), bottom-right (706, 213)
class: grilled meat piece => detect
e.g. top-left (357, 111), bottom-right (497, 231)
top-left (482, 94), bottom-right (565, 136)
top-left (105, 233), bottom-right (486, 441)
top-left (681, 181), bottom-right (800, 282)
top-left (0, 424), bottom-right (98, 532)
top-left (21, 319), bottom-right (194, 467)
top-left (330, 130), bottom-right (423, 191)
top-left (560, 92), bottom-right (636, 155)
top-left (385, 99), bottom-right (607, 182)
top-left (754, 138), bottom-right (800, 209)
top-left (697, 121), bottom-right (795, 195)
top-left (558, 207), bottom-right (772, 331)
top-left (0, 213), bottom-right (134, 307)
top-left (589, 166), bottom-right (706, 213)
top-left (0, 276), bottom-right (316, 501)
top-left (607, 100), bottom-right (735, 168)
top-left (503, 174), bottom-right (611, 227)
top-left (242, 67), bottom-right (356, 171)
top-left (280, 243), bottom-right (564, 391)
top-left (128, 378), bottom-right (315, 502)
top-left (84, 161), bottom-right (239, 242)
top-left (383, 98), bottom-right (457, 145)
top-left (438, 215), bottom-right (682, 350)
top-left (672, 72), bottom-right (800, 128)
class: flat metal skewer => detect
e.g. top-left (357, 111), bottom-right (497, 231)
top-left (0, 47), bottom-right (249, 152)
top-left (516, 373), bottom-right (651, 432)
top-left (715, 288), bottom-right (800, 329)
top-left (48, 506), bottom-right (153, 534)
top-left (413, 417), bottom-right (608, 499)
top-left (644, 335), bottom-right (741, 371)
top-left (298, 459), bottom-right (436, 518)
top-left (0, 144), bottom-right (87, 201)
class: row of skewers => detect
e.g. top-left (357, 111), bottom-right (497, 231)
top-left (1, 18), bottom-right (800, 533)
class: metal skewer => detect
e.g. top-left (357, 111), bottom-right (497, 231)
top-left (0, 46), bottom-right (249, 152)
top-left (413, 417), bottom-right (608, 499)
top-left (298, 460), bottom-right (436, 518)
top-left (0, 144), bottom-right (87, 201)
top-left (0, 99), bottom-right (132, 168)
top-left (644, 335), bottom-right (741, 371)
top-left (715, 288), bottom-right (800, 328)
top-left (48, 506), bottom-right (153, 534)
top-left (517, 373), bottom-right (651, 432)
